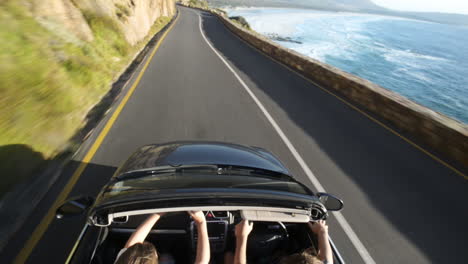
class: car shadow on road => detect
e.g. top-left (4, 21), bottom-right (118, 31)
top-left (0, 144), bottom-right (47, 199)
top-left (200, 11), bottom-right (468, 263)
top-left (0, 159), bottom-right (117, 264)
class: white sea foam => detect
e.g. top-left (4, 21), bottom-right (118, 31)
top-left (394, 68), bottom-right (432, 84)
top-left (228, 8), bottom-right (449, 65)
top-left (226, 8), bottom-right (468, 123)
top-left (227, 8), bottom-right (384, 36)
top-left (382, 47), bottom-right (449, 65)
top-left (227, 8), bottom-right (388, 61)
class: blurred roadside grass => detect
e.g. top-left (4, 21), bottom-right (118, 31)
top-left (0, 1), bottom-right (171, 197)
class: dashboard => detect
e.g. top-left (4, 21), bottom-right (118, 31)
top-left (109, 209), bottom-right (321, 259)
top-left (107, 209), bottom-right (320, 264)
top-left (190, 211), bottom-right (233, 253)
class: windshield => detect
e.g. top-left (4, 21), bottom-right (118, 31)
top-left (105, 173), bottom-right (310, 197)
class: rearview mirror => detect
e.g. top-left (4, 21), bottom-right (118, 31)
top-left (56, 196), bottom-right (94, 219)
top-left (317, 193), bottom-right (344, 211)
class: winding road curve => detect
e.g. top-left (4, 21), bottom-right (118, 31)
top-left (2, 6), bottom-right (467, 264)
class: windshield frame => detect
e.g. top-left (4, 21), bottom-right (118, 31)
top-left (89, 186), bottom-right (319, 226)
top-left (89, 167), bottom-right (317, 225)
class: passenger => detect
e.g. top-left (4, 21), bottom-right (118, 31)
top-left (224, 219), bottom-right (253, 264)
top-left (280, 220), bottom-right (333, 264)
top-left (114, 211), bottom-right (210, 264)
top-left (190, 211), bottom-right (211, 264)
top-left (226, 219), bottom-right (333, 264)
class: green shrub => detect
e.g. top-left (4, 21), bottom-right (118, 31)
top-left (189, 0), bottom-right (208, 9)
top-left (229, 16), bottom-right (251, 30)
top-left (0, 1), bottom-right (172, 196)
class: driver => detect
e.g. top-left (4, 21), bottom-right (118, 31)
top-left (226, 219), bottom-right (333, 264)
top-left (114, 211), bottom-right (210, 264)
top-left (280, 220), bottom-right (333, 264)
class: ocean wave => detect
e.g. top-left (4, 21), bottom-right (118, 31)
top-left (294, 42), bottom-right (346, 61)
top-left (227, 8), bottom-right (385, 36)
top-left (393, 68), bottom-right (432, 84)
top-left (227, 8), bottom-right (468, 123)
top-left (382, 47), bottom-right (449, 64)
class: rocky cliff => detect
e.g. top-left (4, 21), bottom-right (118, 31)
top-left (30, 0), bottom-right (176, 45)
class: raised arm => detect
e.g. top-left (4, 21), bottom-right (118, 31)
top-left (308, 220), bottom-right (333, 264)
top-left (234, 220), bottom-right (253, 264)
top-left (124, 213), bottom-right (162, 248)
top-left (189, 211), bottom-right (210, 264)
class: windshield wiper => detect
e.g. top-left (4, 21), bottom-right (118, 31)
top-left (228, 181), bottom-right (293, 188)
top-left (111, 164), bottom-right (288, 185)
top-left (112, 164), bottom-right (219, 182)
top-left (223, 165), bottom-right (290, 179)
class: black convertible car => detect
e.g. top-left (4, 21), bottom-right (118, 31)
top-left (57, 142), bottom-right (345, 263)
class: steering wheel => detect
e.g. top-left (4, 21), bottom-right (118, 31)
top-left (246, 221), bottom-right (289, 258)
top-left (311, 201), bottom-right (328, 221)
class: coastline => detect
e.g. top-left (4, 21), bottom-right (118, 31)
top-left (225, 7), bottom-right (468, 125)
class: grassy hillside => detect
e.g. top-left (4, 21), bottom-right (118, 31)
top-left (0, 1), bottom-right (171, 196)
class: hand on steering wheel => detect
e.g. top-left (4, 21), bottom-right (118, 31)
top-left (308, 220), bottom-right (329, 235)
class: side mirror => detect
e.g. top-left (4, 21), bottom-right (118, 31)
top-left (317, 193), bottom-right (344, 211)
top-left (56, 196), bottom-right (94, 219)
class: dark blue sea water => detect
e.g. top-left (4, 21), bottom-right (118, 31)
top-left (227, 8), bottom-right (468, 124)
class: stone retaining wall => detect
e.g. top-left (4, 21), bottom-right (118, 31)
top-left (202, 6), bottom-right (468, 168)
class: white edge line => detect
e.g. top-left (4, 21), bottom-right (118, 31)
top-left (65, 224), bottom-right (89, 264)
top-left (197, 13), bottom-right (376, 264)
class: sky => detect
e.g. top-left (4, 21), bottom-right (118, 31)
top-left (371, 0), bottom-right (468, 14)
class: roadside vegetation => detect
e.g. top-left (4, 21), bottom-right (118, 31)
top-left (187, 0), bottom-right (209, 9)
top-left (214, 8), bottom-right (228, 16)
top-left (182, 0), bottom-right (251, 31)
top-left (229, 16), bottom-right (251, 30)
top-left (0, 1), bottom-right (171, 197)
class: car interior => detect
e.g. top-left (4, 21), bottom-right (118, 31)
top-left (90, 210), bottom-right (322, 264)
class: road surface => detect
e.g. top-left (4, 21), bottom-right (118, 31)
top-left (2, 6), bottom-right (467, 264)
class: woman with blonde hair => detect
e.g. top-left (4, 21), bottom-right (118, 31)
top-left (279, 220), bottom-right (333, 264)
top-left (227, 220), bottom-right (333, 264)
top-left (115, 211), bottom-right (210, 264)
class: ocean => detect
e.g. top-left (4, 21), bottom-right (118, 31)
top-left (226, 8), bottom-right (468, 124)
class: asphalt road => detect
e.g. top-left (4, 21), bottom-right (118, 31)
top-left (2, 6), bottom-right (467, 264)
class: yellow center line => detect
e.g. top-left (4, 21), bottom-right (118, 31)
top-left (13, 12), bottom-right (180, 264)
